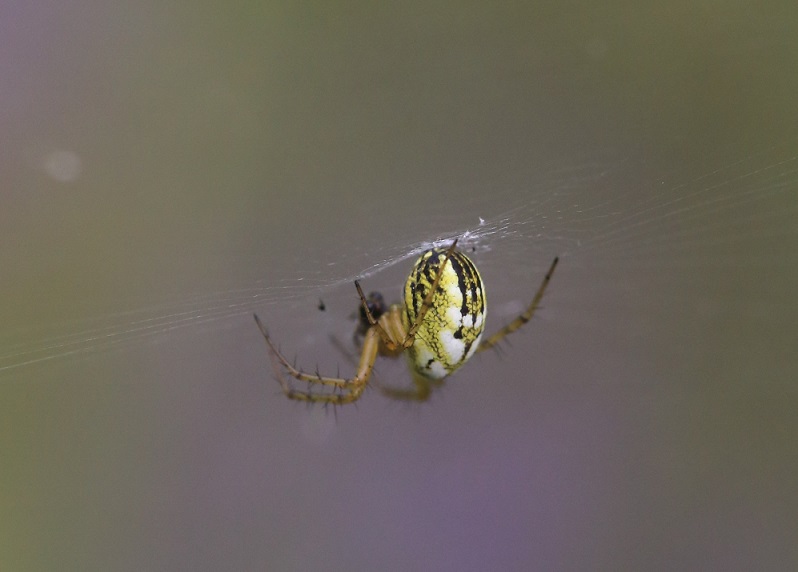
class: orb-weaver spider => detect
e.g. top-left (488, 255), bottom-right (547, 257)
top-left (253, 239), bottom-right (558, 404)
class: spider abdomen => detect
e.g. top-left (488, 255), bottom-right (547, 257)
top-left (403, 247), bottom-right (486, 379)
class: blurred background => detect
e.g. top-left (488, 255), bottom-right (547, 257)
top-left (2, 1), bottom-right (797, 570)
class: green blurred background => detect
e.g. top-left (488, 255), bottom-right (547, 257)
top-left (2, 2), bottom-right (797, 570)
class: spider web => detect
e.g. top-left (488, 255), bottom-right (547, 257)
top-left (1, 139), bottom-right (796, 375)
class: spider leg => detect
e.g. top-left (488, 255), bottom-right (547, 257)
top-left (254, 314), bottom-right (353, 389)
top-left (379, 375), bottom-right (445, 402)
top-left (477, 256), bottom-right (559, 352)
top-left (253, 313), bottom-right (379, 405)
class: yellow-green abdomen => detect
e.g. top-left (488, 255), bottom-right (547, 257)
top-left (403, 247), bottom-right (486, 379)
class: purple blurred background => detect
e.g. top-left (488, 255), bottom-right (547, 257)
top-left (2, 2), bottom-right (796, 570)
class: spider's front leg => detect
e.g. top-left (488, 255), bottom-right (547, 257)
top-left (253, 313), bottom-right (379, 405)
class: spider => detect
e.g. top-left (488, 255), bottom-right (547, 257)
top-left (253, 239), bottom-right (558, 404)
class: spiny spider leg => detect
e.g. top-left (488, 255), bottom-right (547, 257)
top-left (254, 313), bottom-right (380, 404)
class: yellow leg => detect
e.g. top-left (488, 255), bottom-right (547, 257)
top-left (477, 256), bottom-right (559, 352)
top-left (254, 313), bottom-right (379, 405)
top-left (379, 376), bottom-right (437, 402)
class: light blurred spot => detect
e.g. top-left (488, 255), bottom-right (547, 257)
top-left (43, 150), bottom-right (82, 182)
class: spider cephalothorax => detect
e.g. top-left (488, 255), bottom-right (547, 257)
top-left (254, 239), bottom-right (558, 404)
